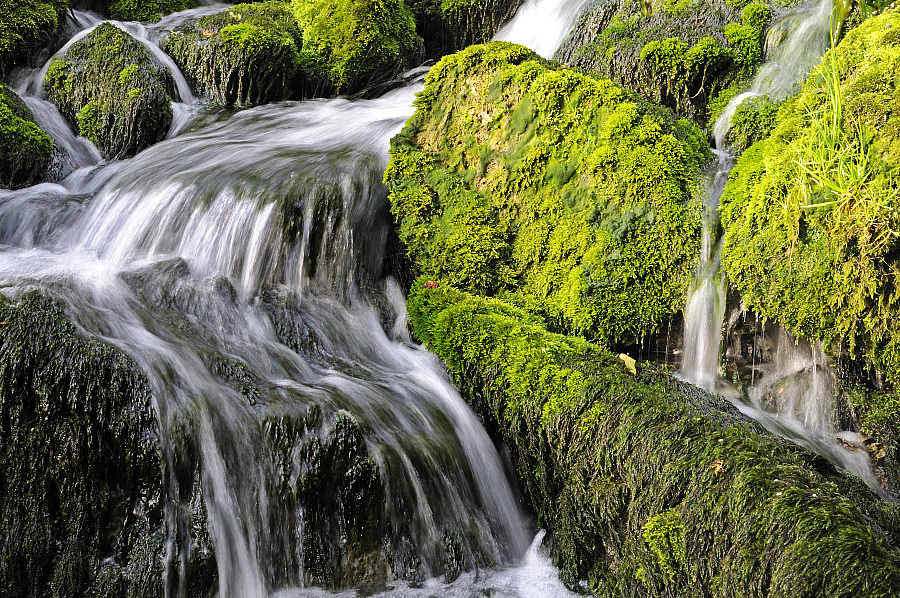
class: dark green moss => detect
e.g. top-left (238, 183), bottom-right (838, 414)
top-left (386, 42), bottom-right (707, 345)
top-left (406, 0), bottom-right (523, 59)
top-left (109, 0), bottom-right (196, 23)
top-left (0, 292), bottom-right (161, 597)
top-left (162, 2), bottom-right (305, 106)
top-left (0, 0), bottom-right (67, 74)
top-left (43, 22), bottom-right (174, 158)
top-left (406, 279), bottom-right (900, 597)
top-left (291, 0), bottom-right (423, 94)
top-left (720, 10), bottom-right (900, 384)
top-left (0, 85), bottom-right (52, 189)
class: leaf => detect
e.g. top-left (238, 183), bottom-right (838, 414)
top-left (618, 353), bottom-right (636, 375)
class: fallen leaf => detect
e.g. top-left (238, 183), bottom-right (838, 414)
top-left (618, 353), bottom-right (636, 375)
top-left (712, 459), bottom-right (725, 475)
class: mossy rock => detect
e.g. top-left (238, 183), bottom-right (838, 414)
top-left (291, 0), bottom-right (424, 95)
top-left (0, 292), bottom-right (161, 597)
top-left (720, 10), bottom-right (900, 384)
top-left (43, 22), bottom-right (175, 158)
top-left (406, 279), bottom-right (900, 597)
top-left (385, 42), bottom-right (708, 345)
top-left (162, 2), bottom-right (305, 106)
top-left (0, 0), bottom-right (67, 74)
top-left (109, 0), bottom-right (196, 22)
top-left (555, 0), bottom-right (775, 124)
top-left (406, 0), bottom-right (524, 59)
top-left (0, 85), bottom-right (52, 188)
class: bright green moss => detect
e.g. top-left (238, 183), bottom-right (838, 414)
top-left (43, 22), bottom-right (173, 158)
top-left (109, 0), bottom-right (196, 23)
top-left (162, 2), bottom-right (303, 106)
top-left (720, 10), bottom-right (900, 383)
top-left (407, 280), bottom-right (900, 596)
top-left (0, 0), bottom-right (67, 73)
top-left (387, 42), bottom-right (707, 344)
top-left (0, 85), bottom-right (52, 189)
top-left (291, 0), bottom-right (422, 93)
top-left (642, 509), bottom-right (684, 579)
top-left (727, 94), bottom-right (780, 152)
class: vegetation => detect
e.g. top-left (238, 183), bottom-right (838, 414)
top-left (408, 0), bottom-right (523, 58)
top-left (385, 42), bottom-right (707, 345)
top-left (109, 0), bottom-right (196, 22)
top-left (725, 93), bottom-right (780, 152)
top-left (720, 11), bottom-right (900, 384)
top-left (0, 85), bottom-right (52, 189)
top-left (0, 0), bottom-right (67, 74)
top-left (291, 0), bottom-right (422, 94)
top-left (406, 278), bottom-right (900, 597)
top-left (163, 2), bottom-right (305, 106)
top-left (43, 22), bottom-right (174, 158)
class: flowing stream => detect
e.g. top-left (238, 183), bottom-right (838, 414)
top-left (678, 0), bottom-right (888, 495)
top-left (1, 1), bottom-right (590, 596)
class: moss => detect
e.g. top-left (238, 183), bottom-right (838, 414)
top-left (162, 2), bottom-right (304, 106)
top-left (405, 279), bottom-right (900, 596)
top-left (386, 42), bottom-right (707, 345)
top-left (407, 0), bottom-right (523, 59)
top-left (720, 10), bottom-right (900, 384)
top-left (109, 0), bottom-right (196, 23)
top-left (0, 292), bottom-right (161, 597)
top-left (726, 93), bottom-right (780, 152)
top-left (43, 22), bottom-right (174, 158)
top-left (0, 85), bottom-right (52, 189)
top-left (0, 0), bottom-right (67, 74)
top-left (291, 0), bottom-right (423, 94)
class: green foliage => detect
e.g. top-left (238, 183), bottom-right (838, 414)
top-left (720, 11), bottom-right (900, 384)
top-left (43, 22), bottom-right (174, 158)
top-left (642, 509), bottom-right (684, 579)
top-left (387, 42), bottom-right (708, 344)
top-left (291, 0), bottom-right (422, 93)
top-left (0, 85), bottom-right (52, 189)
top-left (727, 94), bottom-right (780, 152)
top-left (162, 2), bottom-right (304, 106)
top-left (406, 280), bottom-right (900, 597)
top-left (109, 0), bottom-right (196, 23)
top-left (0, 0), bottom-right (67, 74)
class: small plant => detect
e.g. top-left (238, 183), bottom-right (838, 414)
top-left (642, 509), bottom-right (684, 579)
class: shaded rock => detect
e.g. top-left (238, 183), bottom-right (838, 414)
top-left (109, 0), bottom-right (197, 23)
top-left (43, 21), bottom-right (175, 158)
top-left (0, 85), bottom-right (52, 188)
top-left (162, 2), bottom-right (306, 106)
top-left (406, 0), bottom-right (524, 59)
top-left (0, 0), bottom-right (68, 74)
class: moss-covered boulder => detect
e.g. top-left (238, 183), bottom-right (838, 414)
top-left (44, 22), bottom-right (175, 158)
top-left (292, 0), bottom-right (423, 95)
top-left (406, 279), bottom-right (900, 596)
top-left (720, 10), bottom-right (900, 384)
top-left (385, 42), bottom-right (708, 345)
top-left (162, 2), bottom-right (305, 106)
top-left (0, 0), bottom-right (68, 74)
top-left (0, 85), bottom-right (52, 189)
top-left (406, 0), bottom-right (524, 59)
top-left (0, 292), bottom-right (161, 597)
top-left (109, 0), bottom-right (196, 22)
top-left (555, 0), bottom-right (772, 123)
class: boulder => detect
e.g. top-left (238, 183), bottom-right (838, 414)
top-left (0, 85), bottom-right (52, 188)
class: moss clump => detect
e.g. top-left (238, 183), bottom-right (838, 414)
top-left (0, 85), bottom-right (52, 188)
top-left (291, 0), bottom-right (423, 94)
top-left (720, 10), bottom-right (900, 383)
top-left (726, 93), bottom-right (780, 152)
top-left (0, 292), bottom-right (160, 597)
top-left (0, 0), bottom-right (67, 74)
top-left (555, 0), bottom-right (771, 123)
top-left (109, 0), bottom-right (196, 23)
top-left (162, 2), bottom-right (305, 106)
top-left (406, 279), bottom-right (900, 596)
top-left (43, 22), bottom-right (174, 158)
top-left (386, 42), bottom-right (707, 344)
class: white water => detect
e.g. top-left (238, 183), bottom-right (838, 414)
top-left (678, 0), bottom-right (888, 496)
top-left (493, 0), bottom-right (593, 57)
top-left (0, 0), bottom-right (590, 595)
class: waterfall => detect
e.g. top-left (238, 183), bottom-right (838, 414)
top-left (677, 0), bottom-right (888, 496)
top-left (493, 0), bottom-right (593, 57)
top-left (1, 0), bottom-right (592, 594)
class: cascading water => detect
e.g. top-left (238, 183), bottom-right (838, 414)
top-left (1, 0), bottom-right (591, 595)
top-left (679, 0), bottom-right (889, 496)
top-left (493, 0), bottom-right (594, 58)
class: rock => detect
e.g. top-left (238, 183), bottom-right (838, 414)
top-left (162, 2), bottom-right (306, 106)
top-left (406, 0), bottom-right (524, 59)
top-left (0, 0), bottom-right (68, 74)
top-left (0, 85), bottom-right (52, 188)
top-left (108, 0), bottom-right (197, 23)
top-left (43, 22), bottom-right (175, 158)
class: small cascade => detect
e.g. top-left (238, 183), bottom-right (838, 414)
top-left (679, 0), bottom-right (889, 496)
top-left (493, 0), bottom-right (593, 57)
